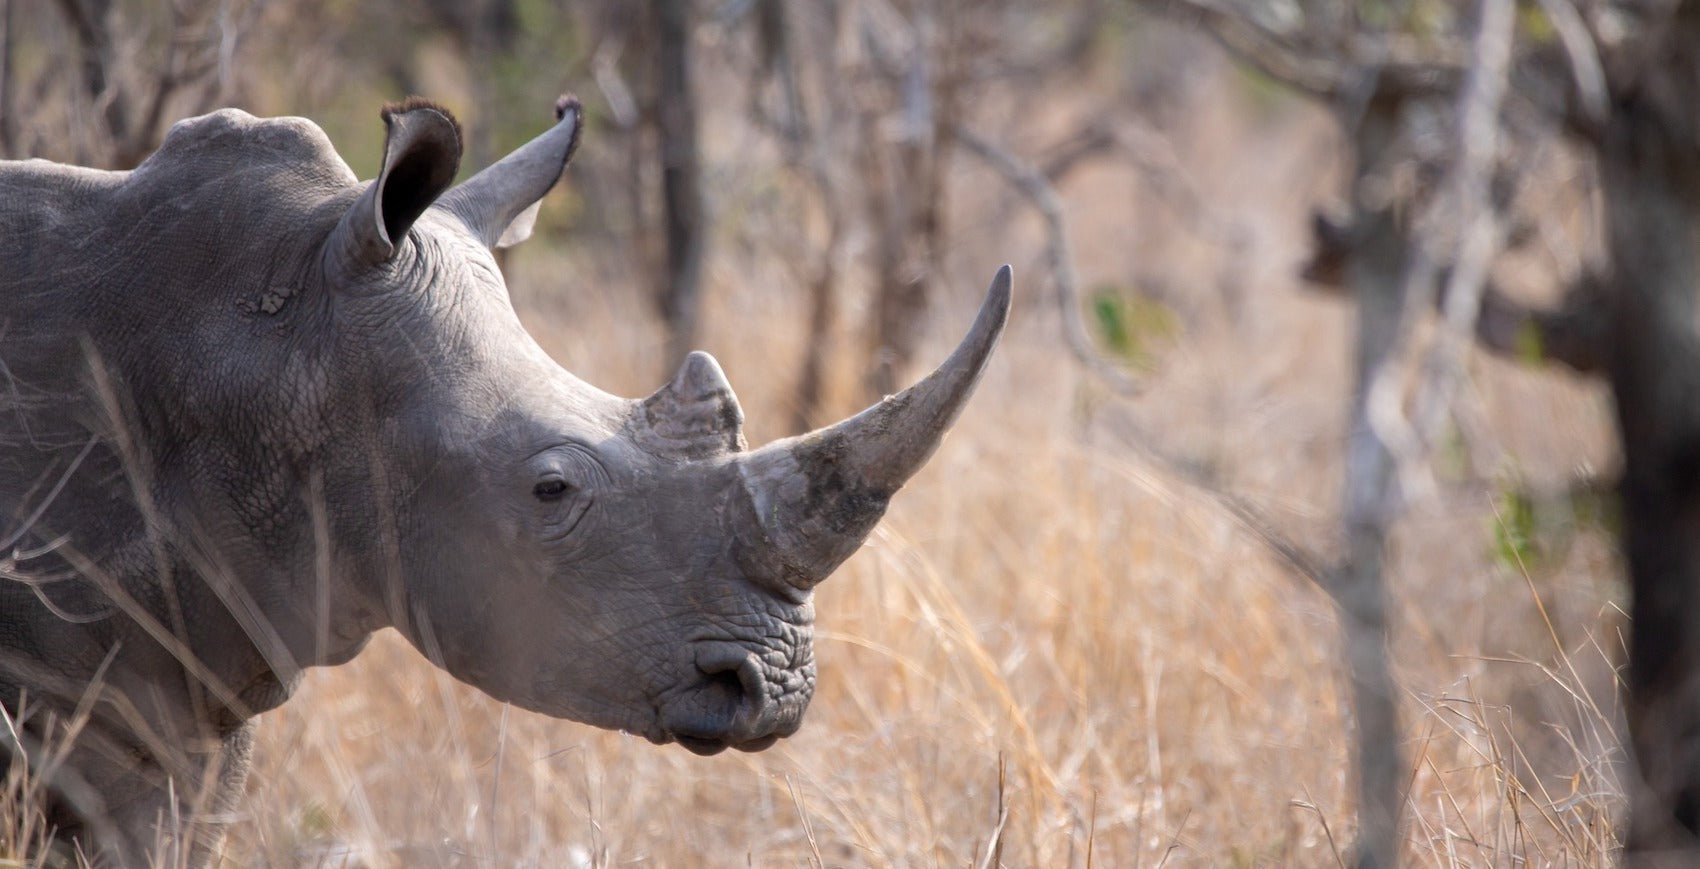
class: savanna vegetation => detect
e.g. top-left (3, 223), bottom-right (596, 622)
top-left (7, 0), bottom-right (1688, 864)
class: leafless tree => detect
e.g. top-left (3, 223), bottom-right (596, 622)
top-left (1, 0), bottom-right (261, 168)
top-left (576, 1), bottom-right (706, 369)
top-left (654, 0), bottom-right (706, 368)
top-left (1178, 0), bottom-right (1700, 861)
top-left (735, 0), bottom-right (852, 431)
top-left (59, 0), bottom-right (255, 167)
top-left (732, 0), bottom-right (1127, 425)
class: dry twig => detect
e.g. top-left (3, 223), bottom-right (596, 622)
top-left (954, 124), bottom-right (1142, 394)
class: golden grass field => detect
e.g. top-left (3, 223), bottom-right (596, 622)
top-left (216, 52), bottom-right (1628, 866)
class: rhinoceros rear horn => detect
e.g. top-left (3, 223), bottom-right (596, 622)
top-left (441, 95), bottom-right (584, 249)
top-left (332, 98), bottom-right (463, 265)
top-left (736, 266), bottom-right (1013, 588)
top-left (635, 351), bottom-right (747, 459)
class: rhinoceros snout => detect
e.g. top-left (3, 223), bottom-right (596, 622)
top-left (663, 643), bottom-right (808, 756)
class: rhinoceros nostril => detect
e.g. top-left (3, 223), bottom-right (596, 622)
top-left (693, 645), bottom-right (770, 730)
top-left (700, 666), bottom-right (745, 702)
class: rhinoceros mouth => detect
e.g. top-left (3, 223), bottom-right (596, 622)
top-left (671, 732), bottom-right (781, 756)
top-left (674, 734), bottom-right (730, 756)
top-left (648, 641), bottom-right (808, 755)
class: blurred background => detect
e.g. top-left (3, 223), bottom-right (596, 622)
top-left (0, 0), bottom-right (1637, 865)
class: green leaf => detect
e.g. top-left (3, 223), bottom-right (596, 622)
top-left (1518, 4), bottom-right (1558, 43)
top-left (1089, 285), bottom-right (1179, 371)
top-left (1492, 487), bottom-right (1539, 570)
top-left (1514, 320), bottom-right (1546, 365)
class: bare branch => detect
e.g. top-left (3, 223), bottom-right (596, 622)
top-left (592, 35), bottom-right (639, 129)
top-left (1536, 0), bottom-right (1609, 130)
top-left (1309, 231), bottom-right (1609, 376)
top-left (854, 5), bottom-right (952, 398)
top-left (121, 0), bottom-right (230, 168)
top-left (1098, 405), bottom-right (1333, 592)
top-left (740, 0), bottom-right (851, 433)
top-left (1164, 0), bottom-right (1470, 106)
top-left (1321, 5), bottom-right (1521, 863)
top-left (1470, 277), bottom-right (1609, 374)
top-left (954, 124), bottom-right (1142, 394)
top-left (1405, 0), bottom-right (1518, 495)
top-left (750, 0), bottom-right (807, 153)
top-left (1035, 124), bottom-right (1115, 181)
top-left (56, 0), bottom-right (125, 159)
top-left (1044, 118), bottom-right (1251, 258)
top-left (1162, 0), bottom-right (1347, 97)
top-left (1333, 199), bottom-right (1412, 869)
top-left (44, 0), bottom-right (243, 167)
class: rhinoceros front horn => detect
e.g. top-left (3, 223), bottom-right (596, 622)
top-left (737, 266), bottom-right (1013, 588)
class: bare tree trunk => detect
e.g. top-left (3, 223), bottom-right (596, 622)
top-left (0, 0), bottom-right (14, 158)
top-left (748, 0), bottom-right (848, 433)
top-left (1333, 100), bottom-right (1412, 869)
top-left (47, 0), bottom-right (233, 169)
top-left (56, 0), bottom-right (120, 163)
top-left (0, 0), bottom-right (15, 159)
top-left (1337, 217), bottom-right (1406, 869)
top-left (588, 4), bottom-right (655, 309)
top-left (867, 152), bottom-right (938, 395)
top-left (863, 7), bottom-right (952, 398)
top-left (792, 258), bottom-right (839, 431)
top-left (1600, 5), bottom-right (1700, 858)
top-left (451, 0), bottom-right (519, 172)
top-left (655, 0), bottom-right (705, 366)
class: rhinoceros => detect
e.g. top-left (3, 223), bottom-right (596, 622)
top-left (0, 94), bottom-right (1010, 862)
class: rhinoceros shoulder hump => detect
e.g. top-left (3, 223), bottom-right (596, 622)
top-left (136, 108), bottom-right (357, 188)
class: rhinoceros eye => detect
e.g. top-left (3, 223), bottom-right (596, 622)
top-left (533, 478), bottom-right (572, 502)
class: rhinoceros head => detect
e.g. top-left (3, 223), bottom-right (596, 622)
top-left (307, 98), bottom-right (1010, 754)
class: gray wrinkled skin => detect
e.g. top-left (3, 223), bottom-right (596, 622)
top-left (0, 97), bottom-right (1009, 864)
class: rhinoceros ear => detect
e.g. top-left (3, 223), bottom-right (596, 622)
top-left (633, 351), bottom-right (747, 459)
top-left (331, 98), bottom-right (463, 265)
top-left (440, 95), bottom-right (584, 249)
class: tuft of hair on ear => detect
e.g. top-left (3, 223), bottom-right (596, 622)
top-left (552, 93), bottom-right (585, 164)
top-left (553, 94), bottom-right (581, 122)
top-left (381, 96), bottom-right (464, 145)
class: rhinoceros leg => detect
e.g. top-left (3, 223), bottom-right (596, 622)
top-left (8, 716), bottom-right (251, 866)
top-left (200, 720), bottom-right (257, 861)
top-left (102, 722), bottom-right (255, 867)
